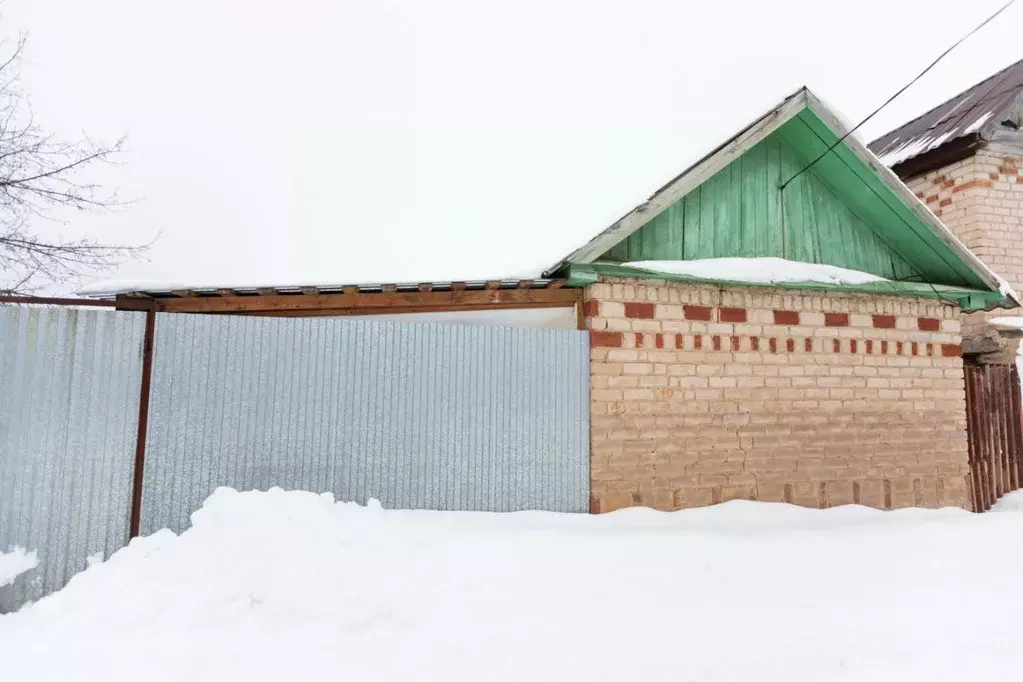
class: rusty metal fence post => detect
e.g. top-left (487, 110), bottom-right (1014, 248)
top-left (129, 303), bottom-right (157, 538)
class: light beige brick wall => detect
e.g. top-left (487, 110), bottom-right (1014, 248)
top-left (586, 277), bottom-right (969, 513)
top-left (905, 151), bottom-right (1023, 341)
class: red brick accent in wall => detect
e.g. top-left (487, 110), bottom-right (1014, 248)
top-left (593, 331), bottom-right (963, 357)
top-left (683, 305), bottom-right (712, 321)
top-left (873, 314), bottom-right (895, 329)
top-left (590, 331), bottom-right (622, 347)
top-left (624, 302), bottom-right (655, 319)
top-left (953, 179), bottom-right (992, 194)
top-left (942, 344), bottom-right (963, 357)
top-left (918, 317), bottom-right (940, 332)
top-left (582, 300), bottom-right (600, 317)
top-left (825, 313), bottom-right (850, 327)
top-left (774, 310), bottom-right (800, 325)
top-left (719, 307), bottom-right (747, 323)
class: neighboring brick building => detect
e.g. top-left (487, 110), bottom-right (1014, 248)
top-left (545, 87), bottom-right (1016, 513)
top-left (870, 58), bottom-right (1023, 358)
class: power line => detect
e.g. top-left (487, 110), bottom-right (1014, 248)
top-left (780, 0), bottom-right (1017, 190)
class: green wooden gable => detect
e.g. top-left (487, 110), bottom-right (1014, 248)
top-left (605, 120), bottom-right (923, 281)
top-left (547, 89), bottom-right (1017, 312)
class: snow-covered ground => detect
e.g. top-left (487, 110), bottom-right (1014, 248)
top-left (2, 488), bottom-right (1023, 682)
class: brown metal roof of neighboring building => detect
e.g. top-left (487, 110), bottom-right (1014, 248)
top-left (869, 57), bottom-right (1023, 172)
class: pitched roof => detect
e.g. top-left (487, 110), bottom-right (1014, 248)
top-left (544, 87), bottom-right (1017, 311)
top-left (868, 58), bottom-right (1023, 170)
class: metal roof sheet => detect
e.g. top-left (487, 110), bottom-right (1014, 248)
top-left (79, 278), bottom-right (562, 299)
top-left (869, 58), bottom-right (1023, 169)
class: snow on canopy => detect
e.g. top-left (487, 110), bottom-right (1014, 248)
top-left (1, 487), bottom-right (1023, 681)
top-left (624, 258), bottom-right (887, 286)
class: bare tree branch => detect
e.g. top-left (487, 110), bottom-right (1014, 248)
top-left (0, 34), bottom-right (143, 293)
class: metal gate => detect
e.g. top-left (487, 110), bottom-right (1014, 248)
top-left (964, 361), bottom-right (1023, 511)
top-left (139, 313), bottom-right (590, 534)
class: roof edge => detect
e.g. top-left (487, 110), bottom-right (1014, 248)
top-left (869, 58), bottom-right (1023, 145)
top-left (803, 90), bottom-right (1019, 308)
top-left (888, 133), bottom-right (983, 180)
top-left (569, 263), bottom-right (1013, 312)
top-left (542, 87), bottom-right (811, 278)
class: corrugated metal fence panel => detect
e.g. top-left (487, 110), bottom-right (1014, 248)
top-left (0, 307), bottom-right (144, 612)
top-left (141, 314), bottom-right (589, 535)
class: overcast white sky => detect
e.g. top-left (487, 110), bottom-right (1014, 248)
top-left (2, 0), bottom-right (1021, 292)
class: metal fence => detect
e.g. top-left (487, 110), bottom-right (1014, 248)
top-left (0, 307), bottom-right (145, 611)
top-left (140, 314), bottom-right (589, 534)
top-left (964, 361), bottom-right (1023, 512)
top-left (0, 304), bottom-right (590, 611)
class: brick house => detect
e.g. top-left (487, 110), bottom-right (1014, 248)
top-left (544, 87), bottom-right (1017, 513)
top-left (870, 57), bottom-right (1023, 359)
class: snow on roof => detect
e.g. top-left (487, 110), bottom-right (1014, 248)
top-left (76, 273), bottom-right (548, 297)
top-left (869, 57), bottom-right (1023, 169)
top-left (624, 258), bottom-right (887, 286)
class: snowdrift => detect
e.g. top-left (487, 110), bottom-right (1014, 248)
top-left (2, 488), bottom-right (1023, 682)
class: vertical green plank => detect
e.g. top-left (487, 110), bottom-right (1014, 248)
top-left (666, 199), bottom-right (685, 259)
top-left (652, 209), bottom-right (668, 257)
top-left (636, 214), bottom-right (653, 259)
top-left (698, 182), bottom-right (715, 258)
top-left (740, 139), bottom-right (764, 257)
top-left (810, 176), bottom-right (835, 268)
top-left (764, 136), bottom-right (783, 257)
top-left (729, 158), bottom-right (744, 256)
top-left (778, 141), bottom-right (805, 260)
top-left (850, 207), bottom-right (868, 273)
top-left (605, 238), bottom-right (625, 262)
top-left (711, 167), bottom-right (736, 257)
top-left (795, 175), bottom-right (813, 263)
top-left (683, 188), bottom-right (701, 259)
